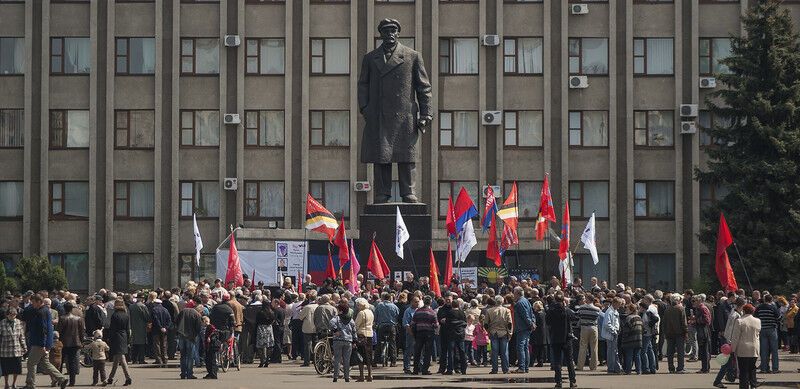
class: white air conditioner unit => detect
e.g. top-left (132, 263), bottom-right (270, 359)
top-left (569, 75), bottom-right (588, 89)
top-left (482, 185), bottom-right (501, 198)
top-left (679, 104), bottom-right (698, 118)
top-left (353, 181), bottom-right (371, 192)
top-left (481, 34), bottom-right (500, 46)
top-left (267, 220), bottom-right (278, 229)
top-left (223, 178), bottom-right (238, 191)
top-left (571, 4), bottom-right (589, 15)
top-left (223, 113), bottom-right (240, 124)
top-left (700, 77), bottom-right (717, 89)
top-left (482, 111), bottom-right (502, 125)
top-left (680, 121), bottom-right (697, 135)
top-left (224, 35), bottom-right (241, 47)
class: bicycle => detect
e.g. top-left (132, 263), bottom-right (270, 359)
top-left (216, 335), bottom-right (240, 372)
top-left (79, 339), bottom-right (93, 368)
top-left (313, 335), bottom-right (333, 375)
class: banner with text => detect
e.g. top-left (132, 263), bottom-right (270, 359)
top-left (216, 250), bottom-right (279, 286)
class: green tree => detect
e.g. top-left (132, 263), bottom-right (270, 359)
top-left (14, 256), bottom-right (67, 292)
top-left (697, 0), bottom-right (800, 294)
top-left (0, 265), bottom-right (17, 293)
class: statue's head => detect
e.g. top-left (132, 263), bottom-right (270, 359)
top-left (378, 18), bottom-right (401, 48)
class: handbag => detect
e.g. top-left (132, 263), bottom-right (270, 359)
top-left (350, 346), bottom-right (363, 365)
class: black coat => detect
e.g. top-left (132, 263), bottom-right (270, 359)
top-left (358, 43), bottom-right (432, 163)
top-left (108, 310), bottom-right (130, 356)
top-left (545, 303), bottom-right (575, 345)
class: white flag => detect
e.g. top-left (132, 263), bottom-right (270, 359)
top-left (456, 219), bottom-right (477, 263)
top-left (192, 213), bottom-right (204, 267)
top-left (580, 212), bottom-right (599, 265)
top-left (395, 206), bottom-right (409, 259)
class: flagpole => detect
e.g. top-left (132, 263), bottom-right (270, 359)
top-left (514, 194), bottom-right (521, 269)
top-left (731, 242), bottom-right (753, 292)
top-left (407, 240), bottom-right (419, 279)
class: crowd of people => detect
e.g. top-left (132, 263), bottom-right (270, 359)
top-left (0, 272), bottom-right (798, 389)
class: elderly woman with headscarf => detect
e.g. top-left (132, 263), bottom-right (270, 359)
top-left (329, 301), bottom-right (356, 383)
top-left (0, 307), bottom-right (26, 389)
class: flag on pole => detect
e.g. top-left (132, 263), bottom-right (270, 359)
top-left (535, 211), bottom-right (548, 241)
top-left (192, 213), bottom-right (203, 268)
top-left (305, 194), bottom-right (339, 241)
top-left (325, 245), bottom-right (337, 280)
top-left (497, 182), bottom-right (519, 231)
top-left (225, 232), bottom-right (244, 287)
top-left (500, 224), bottom-right (516, 256)
top-left (481, 185), bottom-right (499, 232)
top-left (334, 216), bottom-right (349, 266)
top-left (454, 187), bottom-right (479, 234)
top-left (558, 203), bottom-right (570, 260)
top-left (297, 271), bottom-right (302, 293)
top-left (486, 216), bottom-right (502, 266)
top-left (559, 254), bottom-right (572, 291)
top-left (539, 175), bottom-right (557, 223)
top-left (367, 239), bottom-right (390, 280)
top-left (715, 213), bottom-right (738, 292)
top-left (396, 206), bottom-right (410, 259)
top-left (444, 240), bottom-right (454, 287)
top-left (250, 268), bottom-right (256, 292)
top-left (456, 219), bottom-right (477, 263)
top-left (429, 248), bottom-right (441, 297)
top-left (580, 212), bottom-right (599, 265)
top-left (348, 239), bottom-right (361, 276)
top-left (445, 196), bottom-right (457, 239)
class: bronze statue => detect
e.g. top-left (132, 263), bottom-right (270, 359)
top-left (358, 18), bottom-right (433, 204)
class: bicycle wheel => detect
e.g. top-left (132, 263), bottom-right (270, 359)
top-left (234, 341), bottom-right (241, 371)
top-left (313, 341), bottom-right (331, 375)
top-left (79, 349), bottom-right (93, 368)
top-left (218, 344), bottom-right (230, 373)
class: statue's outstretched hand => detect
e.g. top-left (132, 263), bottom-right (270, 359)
top-left (417, 117), bottom-right (430, 134)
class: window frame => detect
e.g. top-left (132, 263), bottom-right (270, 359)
top-left (309, 37), bottom-right (350, 76)
top-left (244, 37), bottom-right (285, 75)
top-left (438, 37), bottom-right (479, 75)
top-left (113, 252), bottom-right (154, 292)
top-left (180, 37), bottom-right (219, 76)
top-left (244, 110), bottom-right (285, 148)
top-left (179, 109), bottom-right (219, 148)
top-left (179, 253), bottom-right (217, 286)
top-left (699, 37), bottom-right (732, 76)
top-left (50, 37), bottom-right (90, 75)
top-left (568, 110), bottom-right (609, 148)
top-left (502, 37), bottom-right (543, 75)
top-left (503, 180), bottom-right (542, 221)
top-left (633, 110), bottom-right (675, 148)
top-left (48, 253), bottom-right (89, 293)
top-left (0, 180), bottom-right (23, 220)
top-left (179, 181), bottom-right (219, 219)
top-left (633, 37), bottom-right (674, 76)
top-left (115, 37), bottom-right (155, 75)
top-left (503, 110), bottom-right (543, 149)
top-left (243, 180), bottom-right (285, 220)
top-left (49, 181), bottom-right (89, 220)
top-left (634, 253), bottom-right (676, 292)
top-left (308, 180), bottom-right (350, 220)
top-left (700, 182), bottom-right (728, 210)
top-left (0, 108), bottom-right (24, 148)
top-left (114, 109), bottom-right (154, 150)
top-left (114, 180), bottom-right (154, 220)
top-left (438, 110), bottom-right (479, 149)
top-left (309, 110), bottom-right (350, 148)
top-left (49, 109), bottom-right (89, 150)
top-left (568, 37), bottom-right (609, 76)
top-left (0, 37), bottom-right (24, 76)
top-left (698, 109), bottom-right (729, 148)
top-left (633, 180), bottom-right (675, 220)
top-left (437, 180), bottom-right (480, 219)
top-left (568, 180), bottom-right (610, 221)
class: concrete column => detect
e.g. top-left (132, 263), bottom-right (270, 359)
top-left (429, 0), bottom-right (439, 232)
top-left (169, 0), bottom-right (180, 288)
top-left (348, 0), bottom-right (358, 227)
top-left (39, 0), bottom-right (50, 260)
top-left (22, 0), bottom-right (38, 257)
top-left (154, 0), bottom-right (165, 287)
top-left (88, 0), bottom-right (100, 291)
top-left (622, 0), bottom-right (635, 286)
top-left (494, 0), bottom-right (503, 189)
top-left (284, 0), bottom-right (293, 228)
top-left (104, 0), bottom-right (116, 290)
top-left (300, 0), bottom-right (309, 226)
top-left (218, 0), bottom-right (228, 252)
top-left (478, 0), bottom-right (487, 190)
top-left (674, 0), bottom-right (685, 289)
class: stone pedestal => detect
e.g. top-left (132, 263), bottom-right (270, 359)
top-left (358, 203), bottom-right (431, 281)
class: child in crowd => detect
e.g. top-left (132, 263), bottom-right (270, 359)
top-left (50, 331), bottom-right (64, 386)
top-left (465, 315), bottom-right (477, 366)
top-left (87, 330), bottom-right (110, 386)
top-left (472, 315), bottom-right (489, 366)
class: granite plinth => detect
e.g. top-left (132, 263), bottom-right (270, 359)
top-left (358, 203), bottom-right (432, 280)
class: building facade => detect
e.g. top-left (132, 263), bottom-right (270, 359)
top-left (0, 0), bottom-right (787, 293)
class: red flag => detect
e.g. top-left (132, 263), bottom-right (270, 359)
top-left (305, 194), bottom-right (339, 241)
top-left (558, 202), bottom-right (570, 260)
top-left (500, 223), bottom-right (518, 254)
top-left (429, 248), bottom-right (441, 297)
top-left (333, 215), bottom-right (349, 266)
top-left (715, 213), bottom-right (738, 292)
top-left (297, 271), bottom-right (303, 293)
top-left (444, 240), bottom-right (454, 287)
top-left (538, 175), bottom-right (557, 223)
top-left (445, 196), bottom-right (457, 238)
top-left (367, 240), bottom-right (390, 280)
top-left (486, 216), bottom-right (502, 267)
top-left (498, 182), bottom-right (519, 232)
top-left (224, 233), bottom-right (244, 287)
top-left (561, 263), bottom-right (568, 291)
top-left (250, 268), bottom-right (256, 292)
top-left (325, 245), bottom-right (337, 280)
top-left (535, 212), bottom-right (548, 241)
top-left (348, 240), bottom-right (360, 294)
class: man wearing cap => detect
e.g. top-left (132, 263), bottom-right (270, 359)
top-left (359, 18), bottom-right (433, 204)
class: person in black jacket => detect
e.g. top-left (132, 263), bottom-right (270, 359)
top-left (270, 298), bottom-right (286, 363)
top-left (150, 299), bottom-right (172, 367)
top-left (84, 297), bottom-right (105, 338)
top-left (254, 301), bottom-right (275, 368)
top-left (204, 293), bottom-right (235, 379)
top-left (106, 300), bottom-right (132, 386)
top-left (444, 299), bottom-right (467, 375)
top-left (546, 292), bottom-right (577, 389)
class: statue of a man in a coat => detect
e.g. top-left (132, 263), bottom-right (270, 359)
top-left (359, 18), bottom-right (433, 204)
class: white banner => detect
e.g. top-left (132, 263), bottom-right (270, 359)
top-left (276, 241), bottom-right (307, 280)
top-left (458, 267), bottom-right (478, 287)
top-left (216, 250), bottom-right (279, 287)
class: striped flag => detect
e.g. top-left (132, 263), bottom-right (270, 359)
top-left (305, 193), bottom-right (339, 241)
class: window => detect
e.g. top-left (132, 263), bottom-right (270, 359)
top-left (503, 37), bottom-right (543, 74)
top-left (700, 182), bottom-right (729, 210)
top-left (375, 37), bottom-right (415, 50)
top-left (634, 181), bottom-right (674, 219)
top-left (569, 181), bottom-right (609, 218)
top-left (180, 181), bottom-right (219, 218)
top-left (439, 111), bottom-right (478, 148)
top-left (115, 110), bottom-right (154, 149)
top-left (180, 38), bottom-right (219, 75)
top-left (0, 253), bottom-right (21, 277)
top-left (179, 253), bottom-right (216, 286)
top-left (0, 37), bottom-right (24, 74)
top-left (0, 181), bottom-right (23, 218)
top-left (504, 111), bottom-right (543, 147)
top-left (0, 109), bottom-right (23, 147)
top-left (698, 110), bottom-right (732, 147)
top-left (50, 181), bottom-right (89, 219)
top-left (439, 38), bottom-right (478, 75)
top-left (633, 38), bottom-right (673, 75)
top-left (309, 110), bottom-right (349, 147)
top-left (503, 181), bottom-right (542, 219)
top-left (309, 181), bottom-right (349, 219)
top-left (245, 0), bottom-right (285, 3)
top-left (115, 37), bottom-right (155, 75)
top-left (699, 38), bottom-right (732, 75)
top-left (244, 110), bottom-right (284, 146)
top-left (114, 253), bottom-right (154, 291)
top-left (573, 253), bottom-right (610, 287)
top-left (49, 110), bottom-right (89, 149)
top-left (180, 110), bottom-right (219, 146)
top-left (635, 254), bottom-right (675, 291)
top-left (49, 253), bottom-right (89, 292)
top-left (438, 181), bottom-right (479, 218)
top-left (568, 38), bottom-right (608, 75)
top-left (114, 181), bottom-right (154, 219)
top-left (634, 110), bottom-right (674, 147)
top-left (244, 181), bottom-right (284, 219)
top-left (245, 38), bottom-right (285, 74)
top-left (50, 37), bottom-right (90, 74)
top-left (568, 111), bottom-right (608, 147)
top-left (310, 38), bottom-right (349, 75)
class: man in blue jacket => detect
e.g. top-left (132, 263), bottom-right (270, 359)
top-left (22, 293), bottom-right (68, 389)
top-left (513, 287), bottom-right (535, 373)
